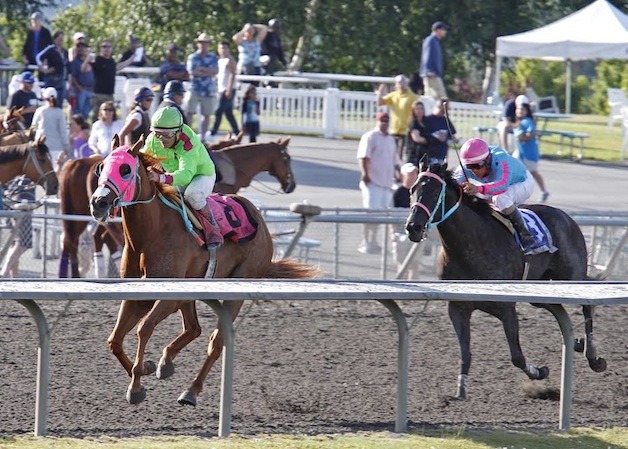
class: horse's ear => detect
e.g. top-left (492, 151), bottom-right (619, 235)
top-left (35, 134), bottom-right (46, 146)
top-left (418, 153), bottom-right (428, 173)
top-left (130, 134), bottom-right (144, 155)
top-left (27, 126), bottom-right (35, 140)
top-left (112, 134), bottom-right (121, 150)
top-left (236, 130), bottom-right (244, 142)
top-left (281, 137), bottom-right (290, 148)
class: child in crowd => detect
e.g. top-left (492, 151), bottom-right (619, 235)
top-left (241, 84), bottom-right (260, 143)
top-left (69, 114), bottom-right (91, 159)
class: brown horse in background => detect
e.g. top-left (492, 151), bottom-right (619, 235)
top-left (0, 138), bottom-right (58, 194)
top-left (1, 107), bottom-right (27, 133)
top-left (210, 137), bottom-right (295, 194)
top-left (89, 136), bottom-right (319, 406)
top-left (58, 156), bottom-right (123, 278)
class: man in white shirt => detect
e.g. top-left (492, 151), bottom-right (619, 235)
top-left (356, 111), bottom-right (401, 254)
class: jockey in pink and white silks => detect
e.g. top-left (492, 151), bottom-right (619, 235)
top-left (143, 106), bottom-right (223, 248)
top-left (453, 138), bottom-right (544, 255)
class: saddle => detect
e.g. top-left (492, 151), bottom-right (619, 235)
top-left (167, 192), bottom-right (258, 246)
top-left (491, 208), bottom-right (558, 254)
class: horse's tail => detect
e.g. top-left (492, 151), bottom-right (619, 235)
top-left (265, 258), bottom-right (322, 279)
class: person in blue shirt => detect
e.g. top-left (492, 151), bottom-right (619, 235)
top-left (513, 96), bottom-right (549, 203)
top-left (241, 84), bottom-right (260, 143)
top-left (454, 138), bottom-right (544, 255)
top-left (419, 21), bottom-right (449, 101)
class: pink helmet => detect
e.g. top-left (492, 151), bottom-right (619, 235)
top-left (460, 138), bottom-right (489, 165)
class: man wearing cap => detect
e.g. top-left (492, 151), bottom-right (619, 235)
top-left (186, 33), bottom-right (219, 142)
top-left (158, 42), bottom-right (190, 93)
top-left (376, 74), bottom-right (417, 161)
top-left (356, 111), bottom-right (401, 255)
top-left (69, 40), bottom-right (94, 119)
top-left (68, 32), bottom-right (86, 62)
top-left (496, 92), bottom-right (526, 152)
top-left (8, 72), bottom-right (39, 127)
top-left (22, 12), bottom-right (53, 66)
top-left (419, 21), bottom-right (449, 101)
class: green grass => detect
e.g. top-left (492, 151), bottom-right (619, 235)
top-left (538, 114), bottom-right (626, 162)
top-left (1, 428), bottom-right (626, 449)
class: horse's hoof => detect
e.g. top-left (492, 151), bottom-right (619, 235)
top-left (589, 357), bottom-right (607, 373)
top-left (144, 360), bottom-right (157, 375)
top-left (574, 338), bottom-right (585, 353)
top-left (156, 360), bottom-right (175, 380)
top-left (126, 387), bottom-right (146, 405)
top-left (177, 389), bottom-right (197, 406)
top-left (538, 366), bottom-right (550, 380)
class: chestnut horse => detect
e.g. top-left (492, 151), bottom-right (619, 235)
top-left (58, 156), bottom-right (123, 278)
top-left (210, 137), bottom-right (295, 194)
top-left (59, 135), bottom-right (295, 278)
top-left (89, 137), bottom-right (318, 405)
top-left (405, 162), bottom-right (606, 399)
top-left (0, 138), bottom-right (58, 195)
top-left (1, 107), bottom-right (27, 133)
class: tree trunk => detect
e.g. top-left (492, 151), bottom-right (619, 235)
top-left (287, 0), bottom-right (320, 72)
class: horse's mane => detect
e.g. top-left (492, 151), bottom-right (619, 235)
top-left (0, 141), bottom-right (34, 164)
top-left (443, 168), bottom-right (494, 218)
top-left (137, 151), bottom-right (177, 196)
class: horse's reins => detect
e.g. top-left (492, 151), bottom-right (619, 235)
top-left (22, 145), bottom-right (56, 194)
top-left (104, 157), bottom-right (157, 208)
top-left (443, 101), bottom-right (471, 185)
top-left (411, 170), bottom-right (462, 230)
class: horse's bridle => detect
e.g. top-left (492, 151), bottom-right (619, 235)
top-left (98, 155), bottom-right (157, 208)
top-left (411, 170), bottom-right (462, 229)
top-left (23, 145), bottom-right (56, 192)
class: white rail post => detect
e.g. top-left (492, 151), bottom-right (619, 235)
top-left (323, 88), bottom-right (339, 138)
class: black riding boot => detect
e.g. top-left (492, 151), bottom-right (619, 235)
top-left (506, 208), bottom-right (544, 255)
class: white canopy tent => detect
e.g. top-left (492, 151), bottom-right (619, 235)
top-left (495, 0), bottom-right (628, 113)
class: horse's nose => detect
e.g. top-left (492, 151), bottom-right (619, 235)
top-left (405, 221), bottom-right (422, 242)
top-left (283, 180), bottom-right (296, 194)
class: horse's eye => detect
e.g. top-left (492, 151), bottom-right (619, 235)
top-left (120, 164), bottom-right (132, 180)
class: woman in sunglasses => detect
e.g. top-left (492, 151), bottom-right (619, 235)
top-left (143, 106), bottom-right (223, 248)
top-left (453, 137), bottom-right (544, 255)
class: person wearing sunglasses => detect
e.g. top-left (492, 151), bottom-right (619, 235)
top-left (143, 106), bottom-right (223, 248)
top-left (119, 86), bottom-right (154, 146)
top-left (454, 137), bottom-right (545, 255)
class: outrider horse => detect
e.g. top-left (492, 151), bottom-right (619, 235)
top-left (209, 137), bottom-right (295, 194)
top-left (0, 138), bottom-right (58, 195)
top-left (89, 137), bottom-right (318, 406)
top-left (405, 162), bottom-right (606, 399)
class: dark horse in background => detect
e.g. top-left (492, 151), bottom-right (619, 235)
top-left (58, 136), bottom-right (296, 278)
top-left (405, 162), bottom-right (606, 399)
top-left (0, 138), bottom-right (58, 194)
top-left (89, 136), bottom-right (318, 406)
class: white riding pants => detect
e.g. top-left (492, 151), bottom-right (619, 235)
top-left (491, 171), bottom-right (535, 211)
top-left (182, 174), bottom-right (216, 210)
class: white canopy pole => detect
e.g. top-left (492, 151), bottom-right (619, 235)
top-left (494, 56), bottom-right (502, 104)
top-left (565, 59), bottom-right (572, 114)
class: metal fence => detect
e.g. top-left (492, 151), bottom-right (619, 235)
top-left (1, 202), bottom-right (627, 281)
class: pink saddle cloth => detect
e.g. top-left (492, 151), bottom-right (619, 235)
top-left (193, 194), bottom-right (258, 244)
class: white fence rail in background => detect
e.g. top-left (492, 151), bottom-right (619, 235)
top-left (2, 279), bottom-right (627, 437)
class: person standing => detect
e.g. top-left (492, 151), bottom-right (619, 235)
top-left (31, 87), bottom-right (70, 172)
top-left (496, 92), bottom-right (519, 152)
top-left (158, 43), bottom-right (190, 92)
top-left (69, 41), bottom-right (95, 120)
top-left (90, 39), bottom-right (134, 122)
top-left (424, 99), bottom-right (456, 164)
top-left (88, 101), bottom-right (123, 157)
top-left (513, 95), bottom-right (549, 203)
top-left (120, 36), bottom-right (152, 70)
top-left (233, 23), bottom-right (268, 85)
top-left (186, 33), bottom-right (219, 142)
top-left (376, 74), bottom-right (417, 160)
top-left (241, 84), bottom-right (260, 143)
top-left (210, 41), bottom-right (240, 138)
top-left (118, 87), bottom-right (154, 146)
top-left (8, 72), bottom-right (39, 127)
top-left (406, 100), bottom-right (430, 165)
top-left (36, 30), bottom-right (69, 107)
top-left (22, 12), bottom-right (52, 66)
top-left (69, 114), bottom-right (91, 159)
top-left (419, 21), bottom-right (449, 101)
top-left (356, 111), bottom-right (401, 254)
top-left (261, 18), bottom-right (287, 76)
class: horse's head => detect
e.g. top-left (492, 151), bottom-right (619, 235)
top-left (269, 138), bottom-right (296, 193)
top-left (90, 135), bottom-right (145, 222)
top-left (2, 107), bottom-right (26, 133)
top-left (405, 161), bottom-right (451, 242)
top-left (23, 137), bottom-right (59, 195)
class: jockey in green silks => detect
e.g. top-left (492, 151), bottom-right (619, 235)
top-left (143, 106), bottom-right (223, 248)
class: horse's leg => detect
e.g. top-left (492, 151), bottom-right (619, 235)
top-left (581, 305), bottom-right (607, 372)
top-left (448, 301), bottom-right (473, 400)
top-left (102, 227), bottom-right (122, 275)
top-left (128, 300), bottom-right (180, 404)
top-left (156, 301), bottom-right (202, 380)
top-left (178, 299), bottom-right (244, 406)
top-left (108, 299), bottom-right (154, 376)
top-left (492, 304), bottom-right (549, 381)
top-left (92, 225), bottom-right (107, 278)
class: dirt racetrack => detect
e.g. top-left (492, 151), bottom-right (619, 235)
top-left (0, 298), bottom-right (626, 437)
